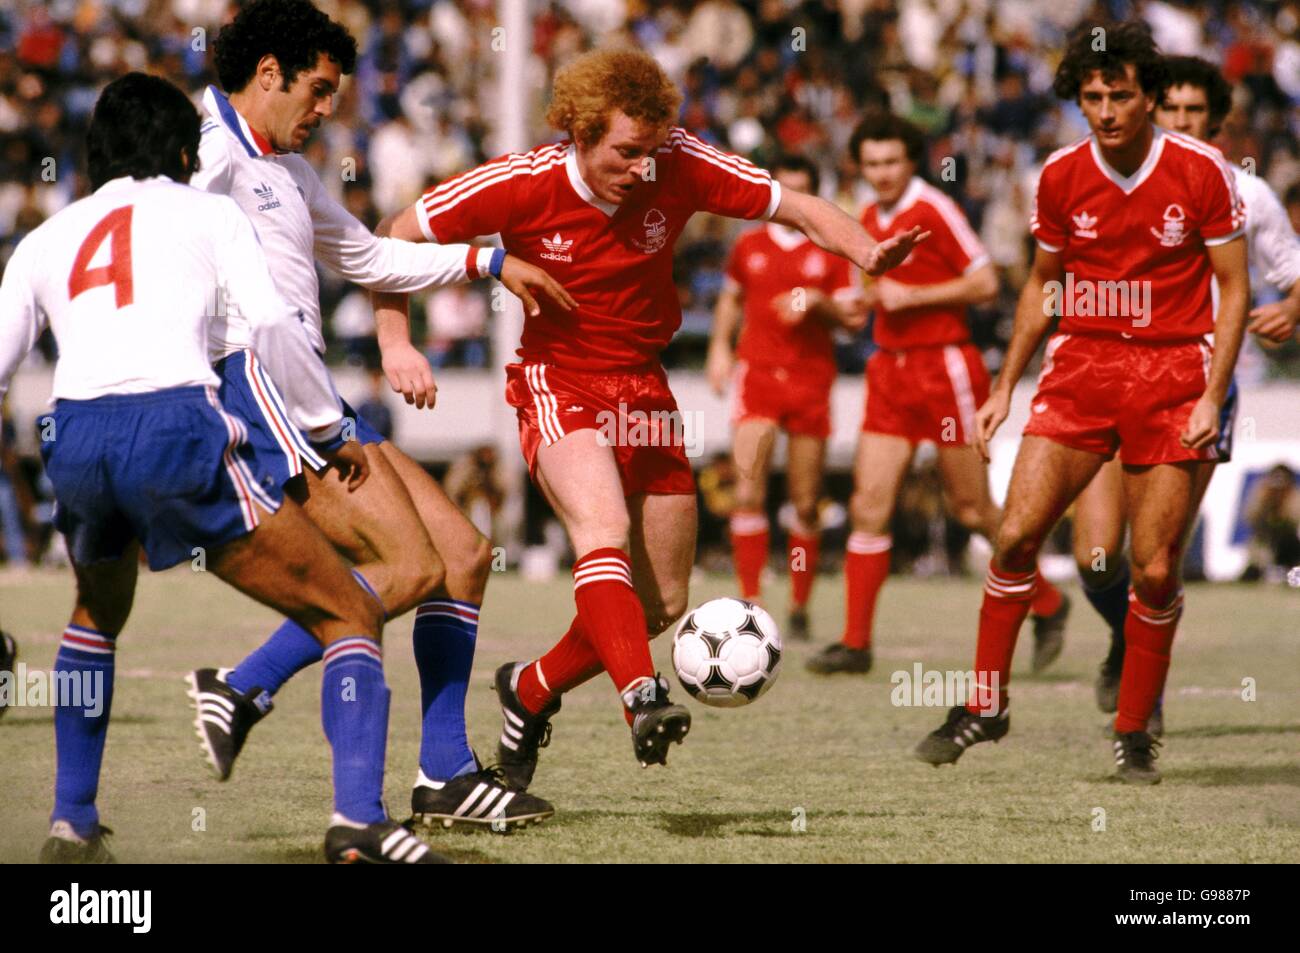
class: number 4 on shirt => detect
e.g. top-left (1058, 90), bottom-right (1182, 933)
top-left (68, 205), bottom-right (134, 308)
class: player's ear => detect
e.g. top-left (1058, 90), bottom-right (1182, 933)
top-left (256, 54), bottom-right (281, 93)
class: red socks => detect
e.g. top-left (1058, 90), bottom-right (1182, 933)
top-left (1115, 589), bottom-right (1182, 733)
top-left (570, 548), bottom-right (653, 696)
top-left (729, 511), bottom-right (769, 601)
top-left (788, 529), bottom-right (820, 609)
top-left (516, 615), bottom-right (603, 714)
top-left (966, 565), bottom-right (1037, 715)
top-left (1030, 572), bottom-right (1064, 617)
top-left (842, 532), bottom-right (891, 649)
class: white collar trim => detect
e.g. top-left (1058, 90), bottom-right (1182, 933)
top-left (1088, 126), bottom-right (1165, 195)
top-left (765, 222), bottom-right (808, 251)
top-left (565, 145), bottom-right (618, 217)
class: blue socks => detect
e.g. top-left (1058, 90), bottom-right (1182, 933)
top-left (227, 570), bottom-right (383, 697)
top-left (1083, 560), bottom-right (1131, 657)
top-left (227, 619), bottom-right (323, 696)
top-left (321, 637), bottom-right (389, 824)
top-left (51, 625), bottom-right (116, 837)
top-left (413, 600), bottom-right (479, 781)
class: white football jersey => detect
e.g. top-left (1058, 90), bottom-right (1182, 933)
top-left (0, 176), bottom-right (342, 441)
top-left (193, 85), bottom-right (495, 359)
top-left (1233, 165), bottom-right (1300, 294)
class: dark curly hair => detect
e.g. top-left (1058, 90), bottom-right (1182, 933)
top-left (87, 73), bottom-right (200, 190)
top-left (214, 0), bottom-right (357, 94)
top-left (848, 109), bottom-right (926, 169)
top-left (1052, 20), bottom-right (1168, 101)
top-left (1159, 55), bottom-right (1233, 136)
top-left (771, 153), bottom-right (820, 194)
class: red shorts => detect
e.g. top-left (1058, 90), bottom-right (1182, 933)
top-left (731, 361), bottom-right (834, 439)
top-left (863, 342), bottom-right (990, 445)
top-left (1023, 334), bottom-right (1216, 465)
top-left (504, 362), bottom-right (696, 497)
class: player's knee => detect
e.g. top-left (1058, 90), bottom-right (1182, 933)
top-left (791, 496), bottom-right (819, 531)
top-left (948, 498), bottom-right (985, 533)
top-left (994, 522), bottom-right (1041, 572)
top-left (849, 491), bottom-right (890, 534)
top-left (1131, 551), bottom-right (1180, 604)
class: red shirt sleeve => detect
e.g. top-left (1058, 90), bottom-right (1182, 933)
top-left (672, 129), bottom-right (780, 221)
top-left (1029, 163), bottom-right (1068, 252)
top-left (416, 155), bottom-right (518, 243)
top-left (1197, 152), bottom-right (1246, 245)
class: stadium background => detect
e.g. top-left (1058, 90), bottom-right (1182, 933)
top-left (1, 0), bottom-right (1298, 582)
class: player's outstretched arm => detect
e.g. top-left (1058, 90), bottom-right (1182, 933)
top-left (971, 245), bottom-right (1065, 462)
top-left (875, 262), bottom-right (999, 313)
top-left (1244, 178), bottom-right (1300, 345)
top-left (1183, 236), bottom-right (1249, 450)
top-left (770, 188), bottom-right (930, 277)
top-left (706, 283), bottom-right (743, 396)
top-left (376, 206), bottom-right (575, 317)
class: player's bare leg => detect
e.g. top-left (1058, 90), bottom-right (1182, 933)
top-left (1072, 457), bottom-right (1131, 713)
top-left (785, 433), bottom-right (826, 640)
top-left (292, 444), bottom-right (444, 615)
top-left (1106, 461), bottom-right (1197, 784)
top-left (498, 429), bottom-right (690, 778)
top-left (808, 432), bottom-right (912, 674)
top-left (915, 436), bottom-right (1103, 765)
top-left (728, 418), bottom-right (777, 604)
top-left (628, 492), bottom-right (698, 637)
top-left (938, 442), bottom-right (1071, 672)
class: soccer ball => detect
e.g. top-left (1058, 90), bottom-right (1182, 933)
top-left (671, 598), bottom-right (782, 707)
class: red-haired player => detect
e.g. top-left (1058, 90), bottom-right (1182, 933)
top-left (806, 111), bottom-right (1070, 676)
top-left (375, 49), bottom-right (925, 787)
top-left (706, 154), bottom-right (861, 640)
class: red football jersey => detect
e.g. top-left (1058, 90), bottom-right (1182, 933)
top-left (418, 128), bottom-right (780, 371)
top-left (724, 224), bottom-right (855, 374)
top-left (1030, 127), bottom-right (1245, 341)
top-left (859, 177), bottom-right (989, 350)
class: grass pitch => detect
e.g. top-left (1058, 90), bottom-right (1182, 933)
top-left (1, 567), bottom-right (1296, 863)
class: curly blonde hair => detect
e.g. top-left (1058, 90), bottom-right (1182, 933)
top-left (545, 48), bottom-right (683, 147)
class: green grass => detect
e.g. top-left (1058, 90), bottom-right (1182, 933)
top-left (1, 567), bottom-right (1297, 863)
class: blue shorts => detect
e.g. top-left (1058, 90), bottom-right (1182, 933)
top-left (340, 399), bottom-right (386, 447)
top-left (1216, 377), bottom-right (1238, 462)
top-left (40, 387), bottom-right (279, 571)
top-left (215, 349), bottom-right (327, 487)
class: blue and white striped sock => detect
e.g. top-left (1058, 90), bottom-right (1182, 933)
top-left (321, 636), bottom-right (389, 825)
top-left (412, 599), bottom-right (479, 782)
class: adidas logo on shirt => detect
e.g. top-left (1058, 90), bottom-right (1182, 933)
top-left (254, 182), bottom-right (281, 212)
top-left (541, 233), bottom-right (573, 262)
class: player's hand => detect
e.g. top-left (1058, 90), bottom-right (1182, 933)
top-left (706, 343), bottom-right (733, 396)
top-left (500, 254), bottom-right (577, 317)
top-left (862, 226), bottom-right (930, 277)
top-left (1180, 395), bottom-right (1220, 450)
top-left (324, 440), bottom-right (370, 491)
top-left (874, 278), bottom-right (916, 312)
top-left (971, 390), bottom-right (1010, 463)
top-left (381, 341), bottom-right (438, 409)
top-left (1247, 300), bottom-right (1299, 348)
top-left (771, 290), bottom-right (815, 326)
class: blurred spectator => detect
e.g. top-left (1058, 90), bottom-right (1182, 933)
top-left (1241, 463), bottom-right (1300, 581)
top-left (424, 283), bottom-right (490, 368)
top-left (444, 444), bottom-right (504, 540)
